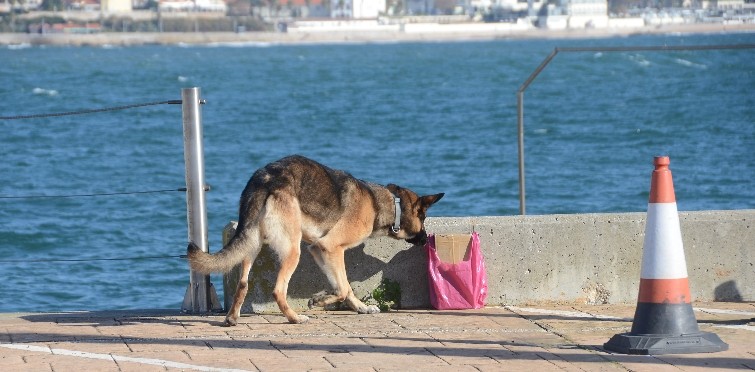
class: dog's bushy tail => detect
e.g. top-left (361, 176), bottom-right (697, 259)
top-left (186, 230), bottom-right (260, 274)
top-left (186, 190), bottom-right (267, 274)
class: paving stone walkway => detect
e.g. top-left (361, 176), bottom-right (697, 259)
top-left (1, 302), bottom-right (753, 371)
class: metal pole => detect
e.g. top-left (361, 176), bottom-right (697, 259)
top-left (181, 87), bottom-right (221, 313)
top-left (516, 48), bottom-right (559, 216)
top-left (517, 91), bottom-right (526, 216)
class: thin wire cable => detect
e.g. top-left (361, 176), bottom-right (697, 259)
top-left (0, 99), bottom-right (183, 120)
top-left (0, 255), bottom-right (187, 263)
top-left (0, 188), bottom-right (190, 200)
top-left (0, 98), bottom-right (199, 266)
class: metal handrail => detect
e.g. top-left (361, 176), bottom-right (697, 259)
top-left (516, 44), bottom-right (755, 215)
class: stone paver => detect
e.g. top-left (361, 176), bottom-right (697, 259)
top-left (0, 302), bottom-right (752, 371)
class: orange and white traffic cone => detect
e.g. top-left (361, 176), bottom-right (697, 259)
top-left (604, 156), bottom-right (728, 355)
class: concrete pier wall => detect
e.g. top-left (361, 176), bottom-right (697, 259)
top-left (221, 209), bottom-right (753, 314)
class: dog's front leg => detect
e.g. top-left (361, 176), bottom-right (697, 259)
top-left (340, 269), bottom-right (379, 314)
top-left (306, 245), bottom-right (348, 308)
top-left (307, 245), bottom-right (380, 314)
top-left (344, 293), bottom-right (381, 314)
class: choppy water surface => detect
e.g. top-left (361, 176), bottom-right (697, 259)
top-left (1, 32), bottom-right (753, 312)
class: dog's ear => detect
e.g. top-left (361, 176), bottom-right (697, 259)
top-left (420, 193), bottom-right (444, 208)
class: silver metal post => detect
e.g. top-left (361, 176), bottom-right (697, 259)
top-left (517, 91), bottom-right (526, 216)
top-left (181, 87), bottom-right (221, 313)
top-left (516, 48), bottom-right (559, 216)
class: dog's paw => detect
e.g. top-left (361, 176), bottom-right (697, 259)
top-left (289, 314), bottom-right (309, 324)
top-left (308, 290), bottom-right (329, 309)
top-left (223, 317), bottom-right (238, 327)
top-left (358, 305), bottom-right (381, 314)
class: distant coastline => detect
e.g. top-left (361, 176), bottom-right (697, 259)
top-left (2, 22), bottom-right (754, 46)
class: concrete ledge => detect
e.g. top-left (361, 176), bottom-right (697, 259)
top-left (222, 209), bottom-right (753, 314)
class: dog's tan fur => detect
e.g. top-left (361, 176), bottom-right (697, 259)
top-left (187, 155), bottom-right (443, 325)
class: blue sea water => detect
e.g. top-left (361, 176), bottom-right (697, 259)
top-left (0, 32), bottom-right (753, 312)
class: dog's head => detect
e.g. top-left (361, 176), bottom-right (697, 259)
top-left (387, 184), bottom-right (444, 246)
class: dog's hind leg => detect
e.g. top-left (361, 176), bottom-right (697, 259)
top-left (273, 246), bottom-right (308, 324)
top-left (224, 257), bottom-right (252, 327)
top-left (264, 197), bottom-right (309, 324)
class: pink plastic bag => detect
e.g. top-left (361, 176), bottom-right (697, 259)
top-left (425, 232), bottom-right (488, 310)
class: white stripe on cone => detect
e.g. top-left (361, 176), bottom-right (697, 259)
top-left (640, 202), bottom-right (688, 279)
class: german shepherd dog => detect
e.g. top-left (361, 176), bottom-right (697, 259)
top-left (187, 155), bottom-right (444, 325)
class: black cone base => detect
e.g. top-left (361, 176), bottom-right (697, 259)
top-left (604, 331), bottom-right (728, 355)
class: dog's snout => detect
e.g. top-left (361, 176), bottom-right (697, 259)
top-left (406, 230), bottom-right (428, 246)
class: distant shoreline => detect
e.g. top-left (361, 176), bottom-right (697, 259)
top-left (1, 22), bottom-right (754, 47)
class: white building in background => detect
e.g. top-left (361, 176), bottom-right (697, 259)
top-left (567, 0), bottom-right (608, 28)
top-left (503, 0), bottom-right (543, 13)
top-left (195, 0), bottom-right (227, 12)
top-left (470, 0), bottom-right (544, 13)
top-left (352, 0), bottom-right (386, 18)
top-left (158, 0), bottom-right (227, 12)
top-left (538, 3), bottom-right (568, 28)
top-left (716, 0), bottom-right (745, 9)
top-left (538, 0), bottom-right (608, 29)
top-left (101, 0), bottom-right (132, 13)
